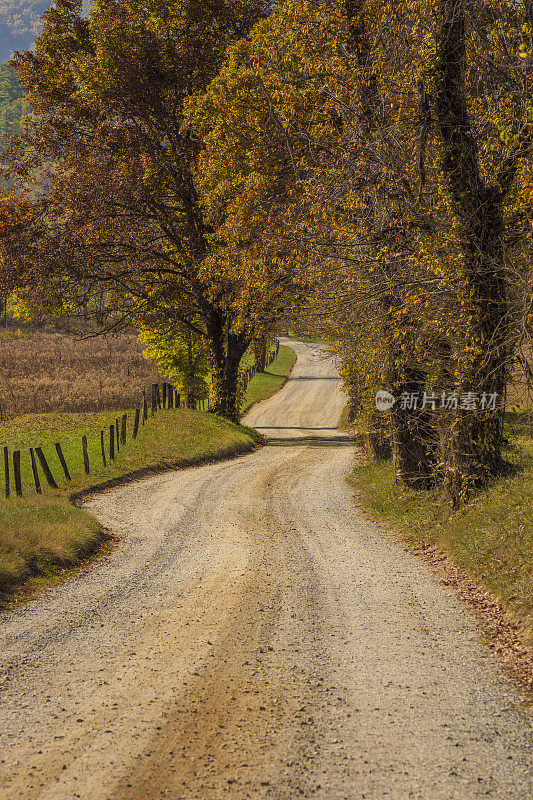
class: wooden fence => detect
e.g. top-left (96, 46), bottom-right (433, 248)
top-left (241, 339), bottom-right (279, 393)
top-left (2, 340), bottom-right (280, 498)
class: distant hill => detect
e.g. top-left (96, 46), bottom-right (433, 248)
top-left (0, 0), bottom-right (92, 61)
top-left (0, 0), bottom-right (52, 61)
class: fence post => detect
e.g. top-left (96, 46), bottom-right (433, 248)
top-left (151, 384), bottom-right (157, 416)
top-left (35, 447), bottom-right (58, 488)
top-left (121, 414), bottom-right (127, 445)
top-left (4, 445), bottom-right (9, 498)
top-left (55, 442), bottom-right (71, 480)
top-left (133, 406), bottom-right (140, 439)
top-left (100, 430), bottom-right (107, 467)
top-left (162, 382), bottom-right (167, 409)
top-left (142, 390), bottom-right (147, 423)
top-left (13, 450), bottom-right (22, 497)
top-left (109, 424), bottom-right (115, 460)
top-left (82, 435), bottom-right (90, 474)
top-left (155, 383), bottom-right (161, 410)
top-left (115, 419), bottom-right (120, 452)
top-left (29, 448), bottom-right (42, 494)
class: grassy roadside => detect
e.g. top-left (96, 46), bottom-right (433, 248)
top-left (0, 342), bottom-right (294, 600)
top-left (0, 409), bottom-right (260, 598)
top-left (348, 412), bottom-right (533, 643)
top-left (240, 344), bottom-right (297, 415)
top-left (337, 404), bottom-right (353, 430)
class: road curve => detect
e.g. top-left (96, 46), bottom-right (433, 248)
top-left (0, 340), bottom-right (530, 800)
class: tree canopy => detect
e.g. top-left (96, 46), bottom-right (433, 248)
top-left (0, 0), bottom-right (531, 498)
top-left (0, 0), bottom-right (279, 419)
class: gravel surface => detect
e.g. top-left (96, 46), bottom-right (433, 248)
top-left (0, 340), bottom-right (531, 799)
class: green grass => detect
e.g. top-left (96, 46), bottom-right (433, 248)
top-left (0, 496), bottom-right (101, 594)
top-left (0, 343), bottom-right (295, 599)
top-left (337, 404), bottom-right (353, 430)
top-left (0, 408), bottom-right (261, 597)
top-left (349, 413), bottom-right (533, 641)
top-left (504, 409), bottom-right (533, 439)
top-left (240, 344), bottom-right (297, 415)
top-left (0, 343), bottom-right (296, 599)
top-left (1, 407), bottom-right (260, 496)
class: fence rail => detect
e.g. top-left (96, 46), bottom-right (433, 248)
top-left (1, 340), bottom-right (280, 499)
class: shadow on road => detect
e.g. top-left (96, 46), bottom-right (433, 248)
top-left (264, 435), bottom-right (354, 447)
top-left (286, 376), bottom-right (341, 381)
top-left (255, 426), bottom-right (340, 431)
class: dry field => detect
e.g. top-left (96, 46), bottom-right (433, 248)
top-left (0, 324), bottom-right (161, 420)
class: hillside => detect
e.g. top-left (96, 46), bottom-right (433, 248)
top-left (0, 0), bottom-right (49, 61)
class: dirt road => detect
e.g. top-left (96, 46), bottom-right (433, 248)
top-left (0, 341), bottom-right (530, 799)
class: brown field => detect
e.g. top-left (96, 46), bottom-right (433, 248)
top-left (0, 324), bottom-right (161, 420)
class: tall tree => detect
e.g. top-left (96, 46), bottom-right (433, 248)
top-left (0, 0), bottom-right (268, 420)
top-left (432, 0), bottom-right (532, 497)
top-left (193, 0), bottom-right (532, 498)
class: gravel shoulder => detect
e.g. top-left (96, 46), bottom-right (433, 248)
top-left (0, 340), bottom-right (531, 800)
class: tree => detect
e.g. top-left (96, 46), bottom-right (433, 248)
top-left (192, 0), bottom-right (532, 500)
top-left (432, 0), bottom-right (532, 498)
top-left (0, 0), bottom-right (268, 420)
top-left (335, 0), bottom-right (532, 499)
top-left (0, 0), bottom-right (51, 61)
top-left (139, 323), bottom-right (210, 406)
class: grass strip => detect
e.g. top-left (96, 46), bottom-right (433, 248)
top-left (240, 344), bottom-right (297, 416)
top-left (0, 409), bottom-right (260, 598)
top-left (349, 419), bottom-right (533, 642)
top-left (0, 343), bottom-right (294, 599)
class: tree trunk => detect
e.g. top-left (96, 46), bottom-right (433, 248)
top-left (435, 0), bottom-right (511, 501)
top-left (252, 336), bottom-right (267, 373)
top-left (367, 410), bottom-right (393, 461)
top-left (444, 251), bottom-right (510, 503)
top-left (208, 315), bottom-right (250, 421)
top-left (389, 368), bottom-right (437, 489)
top-left (344, 8), bottom-right (433, 484)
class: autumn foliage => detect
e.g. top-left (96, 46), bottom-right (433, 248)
top-left (0, 0), bottom-right (531, 501)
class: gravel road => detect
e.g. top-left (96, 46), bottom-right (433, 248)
top-left (0, 340), bottom-right (531, 800)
